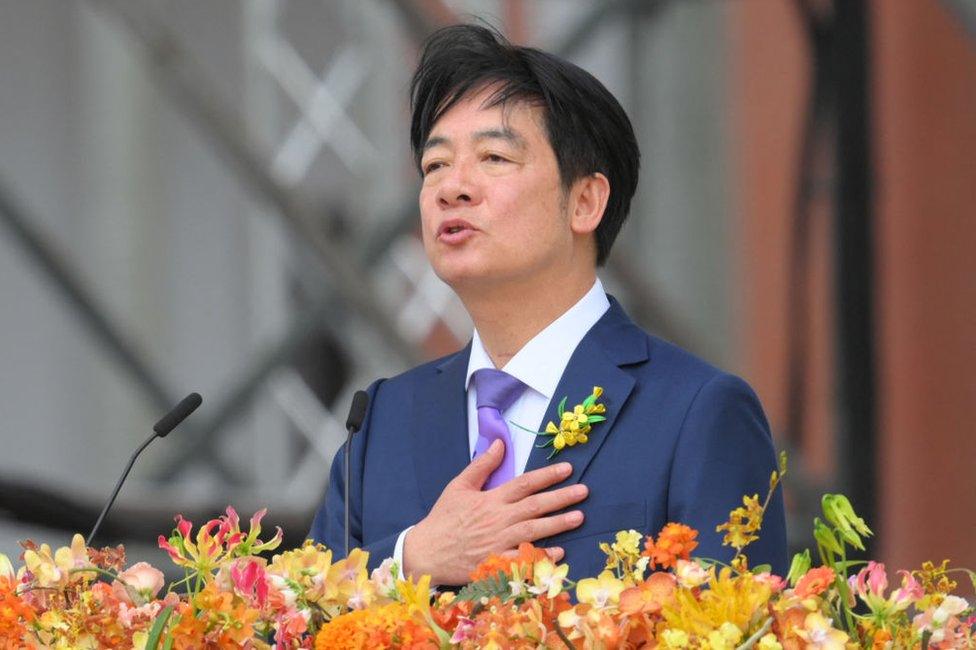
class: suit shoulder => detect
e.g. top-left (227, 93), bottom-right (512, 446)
top-left (637, 332), bottom-right (759, 401)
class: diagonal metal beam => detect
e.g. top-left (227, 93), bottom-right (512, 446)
top-left (0, 179), bottom-right (171, 413)
top-left (152, 287), bottom-right (352, 480)
top-left (86, 0), bottom-right (419, 367)
top-left (0, 177), bottom-right (242, 483)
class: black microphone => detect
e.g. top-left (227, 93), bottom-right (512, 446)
top-left (344, 390), bottom-right (369, 558)
top-left (86, 393), bottom-right (202, 545)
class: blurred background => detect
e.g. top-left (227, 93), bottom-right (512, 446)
top-left (1, 0), bottom-right (973, 580)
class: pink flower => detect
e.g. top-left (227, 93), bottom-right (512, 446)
top-left (176, 514), bottom-right (192, 539)
top-left (753, 571), bottom-right (787, 594)
top-left (231, 558), bottom-right (269, 609)
top-left (450, 616), bottom-right (476, 643)
top-left (275, 608), bottom-right (310, 648)
top-left (852, 562), bottom-right (926, 617)
top-left (117, 601), bottom-right (162, 628)
top-left (852, 561), bottom-right (888, 598)
top-left (890, 570), bottom-right (923, 608)
top-left (112, 561), bottom-right (165, 605)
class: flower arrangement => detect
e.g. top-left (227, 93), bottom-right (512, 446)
top-left (521, 386), bottom-right (607, 459)
top-left (1, 457), bottom-right (973, 648)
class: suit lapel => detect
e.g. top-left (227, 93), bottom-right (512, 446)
top-left (523, 298), bottom-right (648, 488)
top-left (411, 344), bottom-right (472, 510)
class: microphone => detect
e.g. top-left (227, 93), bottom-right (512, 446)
top-left (344, 390), bottom-right (369, 558)
top-left (86, 393), bottom-right (202, 546)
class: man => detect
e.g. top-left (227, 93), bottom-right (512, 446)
top-left (310, 24), bottom-right (787, 585)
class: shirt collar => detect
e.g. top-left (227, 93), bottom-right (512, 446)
top-left (465, 278), bottom-right (610, 400)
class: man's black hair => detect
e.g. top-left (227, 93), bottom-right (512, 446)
top-left (410, 24), bottom-right (640, 266)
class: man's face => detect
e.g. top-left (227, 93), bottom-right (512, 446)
top-left (418, 87), bottom-right (572, 292)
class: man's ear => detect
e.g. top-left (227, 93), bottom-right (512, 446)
top-left (570, 172), bottom-right (610, 235)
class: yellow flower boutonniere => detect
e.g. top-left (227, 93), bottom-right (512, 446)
top-left (514, 386), bottom-right (607, 460)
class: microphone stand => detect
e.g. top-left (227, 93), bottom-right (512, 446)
top-left (86, 392), bottom-right (201, 546)
top-left (86, 431), bottom-right (159, 546)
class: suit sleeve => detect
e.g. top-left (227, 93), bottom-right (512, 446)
top-left (667, 372), bottom-right (788, 576)
top-left (308, 380), bottom-right (399, 569)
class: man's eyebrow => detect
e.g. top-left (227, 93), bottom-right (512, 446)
top-left (473, 127), bottom-right (527, 149)
top-left (423, 135), bottom-right (448, 152)
top-left (422, 127), bottom-right (527, 153)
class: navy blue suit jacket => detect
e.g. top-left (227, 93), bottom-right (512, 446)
top-left (309, 298), bottom-right (788, 581)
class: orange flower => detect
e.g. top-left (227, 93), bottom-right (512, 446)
top-left (0, 577), bottom-right (35, 646)
top-left (643, 523), bottom-right (699, 570)
top-left (872, 628), bottom-right (893, 649)
top-left (314, 602), bottom-right (437, 649)
top-left (794, 566), bottom-right (835, 599)
top-left (619, 572), bottom-right (677, 615)
top-left (165, 583), bottom-right (259, 648)
top-left (469, 542), bottom-right (548, 582)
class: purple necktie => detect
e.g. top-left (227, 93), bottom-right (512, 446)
top-left (471, 368), bottom-right (527, 490)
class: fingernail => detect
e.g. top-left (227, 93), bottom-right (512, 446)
top-left (491, 439), bottom-right (503, 453)
top-left (567, 511), bottom-right (583, 525)
top-left (573, 484), bottom-right (588, 498)
top-left (557, 463), bottom-right (572, 475)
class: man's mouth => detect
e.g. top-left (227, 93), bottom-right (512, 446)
top-left (438, 220), bottom-right (476, 238)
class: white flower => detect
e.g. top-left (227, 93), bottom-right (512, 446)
top-left (933, 595), bottom-right (968, 625)
top-left (370, 558), bottom-right (397, 597)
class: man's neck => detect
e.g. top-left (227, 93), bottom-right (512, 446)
top-left (459, 271), bottom-right (597, 368)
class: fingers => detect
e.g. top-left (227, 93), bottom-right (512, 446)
top-left (503, 510), bottom-right (584, 547)
top-left (497, 462), bottom-right (573, 502)
top-left (508, 483), bottom-right (588, 525)
top-left (452, 439), bottom-right (504, 489)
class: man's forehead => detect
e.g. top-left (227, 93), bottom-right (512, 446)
top-left (425, 98), bottom-right (544, 149)
top-left (423, 125), bottom-right (528, 152)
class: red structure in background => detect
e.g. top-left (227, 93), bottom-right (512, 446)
top-left (731, 1), bottom-right (975, 576)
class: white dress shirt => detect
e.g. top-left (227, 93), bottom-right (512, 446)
top-left (392, 278), bottom-right (611, 572)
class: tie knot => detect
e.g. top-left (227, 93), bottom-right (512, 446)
top-left (472, 368), bottom-right (527, 412)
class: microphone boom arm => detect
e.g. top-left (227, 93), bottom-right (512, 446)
top-left (86, 430), bottom-right (159, 546)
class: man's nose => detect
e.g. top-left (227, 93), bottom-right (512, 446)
top-left (437, 160), bottom-right (481, 208)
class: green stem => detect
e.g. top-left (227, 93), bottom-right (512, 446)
top-left (69, 566), bottom-right (124, 585)
top-left (735, 617), bottom-right (773, 650)
top-left (835, 536), bottom-right (858, 641)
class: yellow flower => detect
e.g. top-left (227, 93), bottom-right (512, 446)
top-left (662, 567), bottom-right (773, 639)
top-left (660, 629), bottom-right (690, 648)
top-left (529, 558), bottom-right (569, 598)
top-left (612, 529), bottom-right (643, 558)
top-left (268, 540), bottom-right (337, 608)
top-left (327, 548), bottom-right (371, 598)
top-left (757, 633), bottom-right (784, 650)
top-left (0, 553), bottom-right (14, 581)
top-left (794, 611), bottom-right (850, 649)
top-left (21, 534), bottom-right (92, 589)
top-left (396, 573), bottom-right (432, 618)
top-left (707, 621), bottom-right (744, 649)
top-left (716, 494), bottom-right (765, 550)
top-left (538, 387), bottom-right (607, 458)
top-left (576, 570), bottom-right (625, 608)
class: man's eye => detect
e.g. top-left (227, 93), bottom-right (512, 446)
top-left (423, 162), bottom-right (444, 175)
top-left (484, 154), bottom-right (508, 163)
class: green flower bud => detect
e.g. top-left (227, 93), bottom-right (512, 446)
top-left (786, 549), bottom-right (812, 587)
top-left (813, 517), bottom-right (844, 556)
